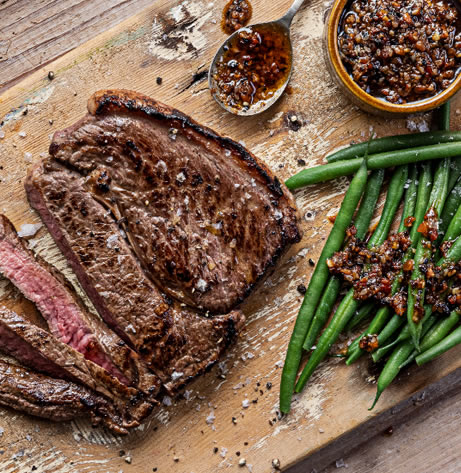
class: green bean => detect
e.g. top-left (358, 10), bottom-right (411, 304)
top-left (346, 333), bottom-right (362, 358)
top-left (295, 290), bottom-right (358, 393)
top-left (306, 164), bottom-right (407, 353)
top-left (372, 321), bottom-right (410, 363)
top-left (408, 159), bottom-right (450, 349)
top-left (370, 308), bottom-right (441, 409)
top-left (354, 170), bottom-right (386, 239)
top-left (437, 177), bottom-right (461, 244)
top-left (447, 156), bottom-right (461, 191)
top-left (326, 131), bottom-right (461, 163)
top-left (370, 340), bottom-right (415, 410)
top-left (280, 161), bottom-right (368, 414)
top-left (302, 277), bottom-right (341, 351)
top-left (398, 315), bottom-right (438, 369)
top-left (437, 101), bottom-right (451, 132)
top-left (368, 166), bottom-right (409, 247)
top-left (399, 164), bottom-right (419, 233)
top-left (285, 142), bottom-right (461, 189)
top-left (304, 165), bottom-right (407, 356)
top-left (441, 234), bottom-right (461, 263)
top-left (442, 202), bottom-right (461, 243)
top-left (346, 165), bottom-right (420, 365)
top-left (303, 170), bottom-right (385, 350)
top-left (372, 306), bottom-right (433, 362)
top-left (295, 167), bottom-right (408, 392)
top-left (438, 103), bottom-right (461, 193)
top-left (409, 163), bottom-right (433, 244)
top-left (401, 311), bottom-right (460, 369)
top-left (347, 302), bottom-right (375, 331)
top-left (416, 322), bottom-right (461, 366)
top-left (375, 315), bottom-right (405, 348)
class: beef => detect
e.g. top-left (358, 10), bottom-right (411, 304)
top-left (43, 89), bottom-right (300, 314)
top-left (0, 307), bottom-right (154, 431)
top-left (26, 90), bottom-right (300, 392)
top-left (0, 358), bottom-right (128, 432)
top-left (26, 160), bottom-right (245, 391)
top-left (0, 214), bottom-right (160, 399)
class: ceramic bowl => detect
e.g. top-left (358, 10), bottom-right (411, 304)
top-left (324, 0), bottom-right (461, 116)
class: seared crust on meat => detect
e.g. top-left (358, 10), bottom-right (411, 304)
top-left (0, 307), bottom-right (155, 430)
top-left (0, 358), bottom-right (129, 433)
top-left (24, 89), bottom-right (300, 412)
top-left (26, 160), bottom-right (245, 392)
top-left (48, 89), bottom-right (301, 313)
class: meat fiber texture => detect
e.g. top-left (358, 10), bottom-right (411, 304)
top-left (23, 90), bottom-right (300, 414)
top-left (0, 307), bottom-right (153, 433)
top-left (0, 214), bottom-right (159, 400)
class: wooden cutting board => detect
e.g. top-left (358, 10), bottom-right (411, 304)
top-left (1, 1), bottom-right (461, 472)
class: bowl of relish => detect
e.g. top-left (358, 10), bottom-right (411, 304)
top-left (325, 0), bottom-right (461, 115)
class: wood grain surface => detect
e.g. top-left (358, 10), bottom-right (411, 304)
top-left (1, 1), bottom-right (461, 472)
top-left (0, 0), bottom-right (154, 92)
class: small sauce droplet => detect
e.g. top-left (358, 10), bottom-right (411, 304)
top-left (221, 0), bottom-right (252, 34)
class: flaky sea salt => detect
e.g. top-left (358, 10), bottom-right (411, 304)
top-left (162, 396), bottom-right (172, 407)
top-left (171, 371), bottom-right (183, 381)
top-left (106, 234), bottom-right (119, 249)
top-left (206, 411), bottom-right (216, 424)
top-left (196, 278), bottom-right (208, 292)
top-left (17, 223), bottom-right (42, 238)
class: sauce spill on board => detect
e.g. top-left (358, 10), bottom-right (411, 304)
top-left (212, 24), bottom-right (291, 112)
top-left (222, 0), bottom-right (253, 34)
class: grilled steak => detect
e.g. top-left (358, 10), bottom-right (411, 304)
top-left (0, 214), bottom-right (159, 399)
top-left (36, 89), bottom-right (300, 313)
top-left (26, 161), bottom-right (245, 391)
top-left (0, 307), bottom-right (154, 431)
top-left (0, 358), bottom-right (127, 432)
top-left (26, 89), bottom-right (300, 392)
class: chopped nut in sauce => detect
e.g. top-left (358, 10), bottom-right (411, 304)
top-left (222, 0), bottom-right (252, 34)
top-left (338, 0), bottom-right (461, 103)
top-left (212, 24), bottom-right (291, 111)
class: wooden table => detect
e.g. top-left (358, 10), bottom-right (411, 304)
top-left (1, 1), bottom-right (461, 472)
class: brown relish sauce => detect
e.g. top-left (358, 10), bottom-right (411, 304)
top-left (222, 0), bottom-right (252, 34)
top-left (338, 0), bottom-right (461, 103)
top-left (212, 25), bottom-right (291, 111)
top-left (327, 214), bottom-right (461, 320)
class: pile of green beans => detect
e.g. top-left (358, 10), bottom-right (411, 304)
top-left (280, 102), bottom-right (461, 414)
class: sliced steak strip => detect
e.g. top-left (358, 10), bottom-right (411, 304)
top-left (0, 307), bottom-right (154, 429)
top-left (0, 358), bottom-right (128, 433)
top-left (0, 214), bottom-right (160, 398)
top-left (27, 160), bottom-right (245, 392)
top-left (47, 89), bottom-right (300, 314)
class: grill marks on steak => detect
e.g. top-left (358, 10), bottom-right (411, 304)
top-left (0, 215), bottom-right (160, 398)
top-left (48, 89), bottom-right (300, 314)
top-left (0, 307), bottom-right (154, 431)
top-left (26, 161), bottom-right (245, 391)
top-left (0, 358), bottom-right (126, 431)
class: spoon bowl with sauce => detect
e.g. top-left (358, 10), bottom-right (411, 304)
top-left (209, 0), bottom-right (305, 116)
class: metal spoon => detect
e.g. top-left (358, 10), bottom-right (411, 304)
top-left (208, 0), bottom-right (306, 116)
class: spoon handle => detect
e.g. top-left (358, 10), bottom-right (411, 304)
top-left (279, 0), bottom-right (306, 27)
